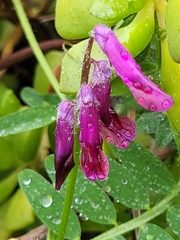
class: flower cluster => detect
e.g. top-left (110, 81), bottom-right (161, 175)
top-left (55, 24), bottom-right (174, 190)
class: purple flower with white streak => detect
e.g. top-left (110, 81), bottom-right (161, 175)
top-left (77, 84), bottom-right (109, 181)
top-left (92, 24), bottom-right (174, 112)
top-left (55, 100), bottom-right (75, 190)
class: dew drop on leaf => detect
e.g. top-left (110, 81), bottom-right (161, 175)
top-left (53, 217), bottom-right (61, 225)
top-left (22, 177), bottom-right (31, 186)
top-left (41, 195), bottom-right (53, 208)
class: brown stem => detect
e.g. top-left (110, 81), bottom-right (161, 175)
top-left (11, 225), bottom-right (48, 240)
top-left (0, 39), bottom-right (79, 70)
top-left (81, 37), bottom-right (94, 84)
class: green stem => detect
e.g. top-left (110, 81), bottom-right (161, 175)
top-left (56, 133), bottom-right (80, 240)
top-left (11, 0), bottom-right (66, 100)
top-left (91, 181), bottom-right (180, 240)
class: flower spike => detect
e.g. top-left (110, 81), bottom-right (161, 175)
top-left (55, 100), bottom-right (75, 190)
top-left (77, 84), bottom-right (109, 180)
top-left (93, 24), bottom-right (174, 112)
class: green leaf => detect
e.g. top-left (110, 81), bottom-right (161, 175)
top-left (114, 142), bottom-right (176, 194)
top-left (89, 0), bottom-right (148, 21)
top-left (0, 169), bottom-right (19, 205)
top-left (136, 112), bottom-right (163, 134)
top-left (166, 205), bottom-right (180, 237)
top-left (136, 113), bottom-right (173, 147)
top-left (45, 155), bottom-right (117, 225)
top-left (19, 169), bottom-right (81, 239)
top-left (111, 77), bottom-right (130, 96)
top-left (110, 236), bottom-right (126, 240)
top-left (155, 116), bottom-right (174, 147)
top-left (97, 158), bottom-right (150, 209)
top-left (0, 83), bottom-right (21, 117)
top-left (138, 223), bottom-right (174, 240)
top-left (0, 106), bottom-right (56, 137)
top-left (33, 50), bottom-right (64, 94)
top-left (20, 87), bottom-right (60, 107)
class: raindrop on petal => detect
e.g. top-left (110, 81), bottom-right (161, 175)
top-left (144, 86), bottom-right (153, 94)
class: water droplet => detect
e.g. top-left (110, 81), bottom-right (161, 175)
top-left (121, 140), bottom-right (129, 148)
top-left (41, 195), bottom-right (53, 208)
top-left (22, 178), bottom-right (31, 186)
top-left (104, 185), bottom-right (111, 193)
top-left (133, 81), bottom-right (143, 89)
top-left (105, 136), bottom-right (112, 142)
top-left (91, 202), bottom-right (99, 209)
top-left (121, 179), bottom-right (128, 185)
top-left (87, 123), bottom-right (94, 131)
top-left (137, 97), bottom-right (145, 105)
top-left (53, 217), bottom-right (61, 225)
top-left (150, 104), bottom-right (157, 111)
top-left (121, 50), bottom-right (129, 60)
top-left (51, 116), bottom-right (56, 121)
top-left (74, 197), bottom-right (83, 205)
top-left (162, 100), bottom-right (170, 108)
top-left (124, 130), bottom-right (131, 137)
top-left (135, 64), bottom-right (141, 70)
top-left (46, 214), bottom-right (52, 219)
top-left (144, 86), bottom-right (153, 94)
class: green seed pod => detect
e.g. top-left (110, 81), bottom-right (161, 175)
top-left (166, 0), bottom-right (180, 63)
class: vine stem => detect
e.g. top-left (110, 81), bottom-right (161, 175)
top-left (56, 132), bottom-right (80, 240)
top-left (11, 0), bottom-right (66, 100)
top-left (91, 181), bottom-right (180, 240)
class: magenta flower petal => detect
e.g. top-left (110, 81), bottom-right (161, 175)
top-left (78, 84), bottom-right (101, 148)
top-left (91, 60), bottom-right (112, 126)
top-left (93, 24), bottom-right (174, 112)
top-left (80, 146), bottom-right (109, 181)
top-left (78, 84), bottom-right (109, 180)
top-left (100, 107), bottom-right (136, 148)
top-left (55, 100), bottom-right (75, 190)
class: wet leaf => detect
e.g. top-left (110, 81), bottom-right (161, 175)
top-left (166, 205), bottom-right (180, 237)
top-left (21, 87), bottom-right (60, 107)
top-left (114, 142), bottom-right (176, 194)
top-left (19, 169), bottom-right (81, 239)
top-left (155, 116), bottom-right (174, 147)
top-left (0, 106), bottom-right (56, 137)
top-left (136, 112), bottom-right (164, 134)
top-left (138, 223), bottom-right (174, 240)
top-left (136, 112), bottom-right (173, 147)
top-left (98, 158), bottom-right (150, 209)
top-left (45, 155), bottom-right (116, 225)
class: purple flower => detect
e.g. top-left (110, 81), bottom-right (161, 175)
top-left (55, 100), bottom-right (75, 190)
top-left (92, 24), bottom-right (174, 112)
top-left (91, 60), bottom-right (136, 149)
top-left (77, 84), bottom-right (109, 181)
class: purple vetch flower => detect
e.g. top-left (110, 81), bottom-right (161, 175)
top-left (91, 60), bottom-right (136, 149)
top-left (92, 24), bottom-right (174, 112)
top-left (77, 84), bottom-right (109, 181)
top-left (55, 100), bottom-right (75, 190)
